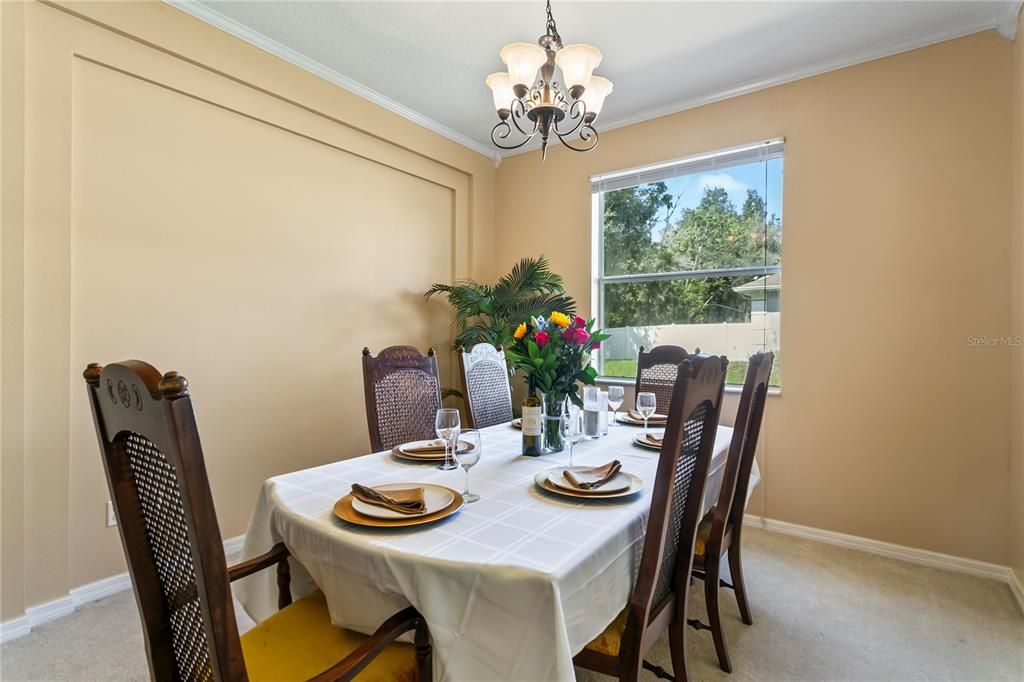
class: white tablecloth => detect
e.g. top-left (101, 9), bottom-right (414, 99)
top-left (235, 421), bottom-right (759, 682)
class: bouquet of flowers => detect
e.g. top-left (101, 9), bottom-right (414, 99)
top-left (505, 312), bottom-right (610, 450)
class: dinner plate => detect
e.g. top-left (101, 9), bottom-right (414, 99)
top-left (632, 432), bottom-right (665, 451)
top-left (510, 418), bottom-right (522, 429)
top-left (545, 466), bottom-right (632, 494)
top-left (616, 413), bottom-right (668, 426)
top-left (335, 485), bottom-right (464, 527)
top-left (534, 468), bottom-right (644, 500)
top-left (351, 483), bottom-right (455, 520)
top-left (392, 439), bottom-right (474, 462)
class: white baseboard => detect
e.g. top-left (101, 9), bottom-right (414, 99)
top-left (1009, 568), bottom-right (1024, 616)
top-left (25, 596), bottom-right (75, 628)
top-left (1, 533), bottom-right (244, 645)
top-left (69, 572), bottom-right (133, 608)
top-left (745, 514), bottom-right (1019, 587)
top-left (0, 616), bottom-right (31, 645)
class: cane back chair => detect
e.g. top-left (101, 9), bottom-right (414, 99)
top-left (574, 353), bottom-right (729, 682)
top-left (84, 360), bottom-right (431, 682)
top-left (457, 344), bottom-right (513, 429)
top-left (634, 346), bottom-right (693, 417)
top-left (690, 351), bottom-right (774, 673)
top-left (361, 346), bottom-right (441, 452)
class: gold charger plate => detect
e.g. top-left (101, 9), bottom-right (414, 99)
top-left (632, 434), bottom-right (663, 451)
top-left (533, 469), bottom-right (644, 500)
top-left (334, 486), bottom-right (464, 527)
top-left (616, 413), bottom-right (668, 427)
top-left (391, 440), bottom-right (473, 462)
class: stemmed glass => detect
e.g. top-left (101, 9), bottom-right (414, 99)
top-left (454, 429), bottom-right (482, 503)
top-left (607, 386), bottom-right (624, 426)
top-left (636, 392), bottom-right (657, 439)
top-left (434, 408), bottom-right (460, 471)
top-left (560, 398), bottom-right (585, 468)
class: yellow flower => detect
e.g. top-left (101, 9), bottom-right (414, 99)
top-left (513, 322), bottom-right (528, 340)
top-left (549, 311), bottom-right (571, 328)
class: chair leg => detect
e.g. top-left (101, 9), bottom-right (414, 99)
top-left (668, 622), bottom-right (689, 682)
top-left (415, 618), bottom-right (432, 682)
top-left (704, 559), bottom-right (732, 673)
top-left (727, 544), bottom-right (752, 626)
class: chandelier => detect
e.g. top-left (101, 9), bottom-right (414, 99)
top-left (485, 0), bottom-right (613, 160)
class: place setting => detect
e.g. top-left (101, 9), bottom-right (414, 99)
top-left (339, 422), bottom-right (484, 528)
top-left (533, 400), bottom-right (644, 500)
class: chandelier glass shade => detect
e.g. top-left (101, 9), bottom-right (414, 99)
top-left (485, 0), bottom-right (612, 160)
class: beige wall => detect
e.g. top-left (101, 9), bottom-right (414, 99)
top-left (497, 31), bottom-right (1014, 565)
top-left (0, 0), bottom-right (495, 620)
top-left (2, 1), bottom-right (1021, 626)
top-left (1011, 9), bottom-right (1024, 589)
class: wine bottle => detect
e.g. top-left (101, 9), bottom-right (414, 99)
top-left (521, 393), bottom-right (544, 456)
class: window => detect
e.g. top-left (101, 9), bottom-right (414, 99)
top-left (592, 140), bottom-right (783, 387)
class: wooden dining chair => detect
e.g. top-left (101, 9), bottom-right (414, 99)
top-left (689, 351), bottom-right (774, 674)
top-left (361, 346), bottom-right (441, 452)
top-left (84, 360), bottom-right (432, 682)
top-left (634, 345), bottom-right (692, 415)
top-left (457, 343), bottom-right (513, 429)
top-left (574, 353), bottom-right (729, 682)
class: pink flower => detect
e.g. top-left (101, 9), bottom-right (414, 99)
top-left (573, 315), bottom-right (587, 328)
top-left (563, 328), bottom-right (575, 343)
top-left (535, 331), bottom-right (550, 347)
top-left (592, 340), bottom-right (602, 349)
top-left (573, 329), bottom-right (590, 344)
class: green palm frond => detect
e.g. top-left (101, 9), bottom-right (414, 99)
top-left (501, 292), bottom-right (577, 323)
top-left (426, 256), bottom-right (573, 352)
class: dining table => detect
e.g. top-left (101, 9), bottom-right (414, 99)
top-left (234, 418), bottom-right (760, 682)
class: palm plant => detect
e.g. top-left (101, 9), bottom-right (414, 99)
top-left (425, 256), bottom-right (577, 351)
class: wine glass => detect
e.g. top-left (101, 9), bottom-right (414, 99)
top-left (560, 398), bottom-right (585, 468)
top-left (434, 408), bottom-right (460, 471)
top-left (636, 392), bottom-right (657, 438)
top-left (607, 386), bottom-right (624, 426)
top-left (454, 430), bottom-right (482, 503)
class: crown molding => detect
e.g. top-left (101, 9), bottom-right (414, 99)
top-left (163, 0), bottom-right (499, 161)
top-left (996, 0), bottom-right (1023, 39)
top-left (501, 15), bottom-right (1001, 159)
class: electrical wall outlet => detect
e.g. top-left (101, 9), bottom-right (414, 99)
top-left (106, 501), bottom-right (117, 527)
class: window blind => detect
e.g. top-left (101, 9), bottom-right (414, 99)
top-left (591, 139), bottom-right (784, 193)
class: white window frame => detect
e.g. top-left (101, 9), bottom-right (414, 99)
top-left (591, 139), bottom-right (784, 381)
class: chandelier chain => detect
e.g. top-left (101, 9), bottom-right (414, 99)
top-left (545, 0), bottom-right (562, 48)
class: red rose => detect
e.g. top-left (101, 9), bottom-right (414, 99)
top-left (563, 328), bottom-right (575, 343)
top-left (573, 315), bottom-right (587, 328)
top-left (535, 331), bottom-right (550, 347)
top-left (573, 328), bottom-right (590, 344)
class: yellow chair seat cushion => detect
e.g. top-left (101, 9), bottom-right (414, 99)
top-left (583, 608), bottom-right (628, 657)
top-left (694, 508), bottom-right (714, 557)
top-left (240, 590), bottom-right (417, 682)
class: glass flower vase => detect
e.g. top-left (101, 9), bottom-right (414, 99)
top-left (543, 392), bottom-right (565, 453)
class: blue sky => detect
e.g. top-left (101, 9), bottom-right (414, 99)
top-left (659, 158), bottom-right (783, 236)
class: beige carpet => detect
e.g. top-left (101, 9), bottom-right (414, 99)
top-left (2, 528), bottom-right (1022, 681)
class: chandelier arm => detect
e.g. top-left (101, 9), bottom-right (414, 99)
top-left (555, 124), bottom-right (599, 153)
top-left (508, 99), bottom-right (536, 137)
top-left (552, 99), bottom-right (587, 138)
top-left (491, 121), bottom-right (534, 151)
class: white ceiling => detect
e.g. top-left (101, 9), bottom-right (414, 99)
top-left (174, 1), bottom-right (1020, 159)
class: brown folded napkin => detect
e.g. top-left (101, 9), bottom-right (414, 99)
top-left (350, 484), bottom-right (426, 515)
top-left (402, 440), bottom-right (471, 455)
top-left (642, 433), bottom-right (663, 446)
top-left (563, 460), bottom-right (623, 491)
top-left (402, 440), bottom-right (447, 455)
top-left (628, 410), bottom-right (667, 422)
